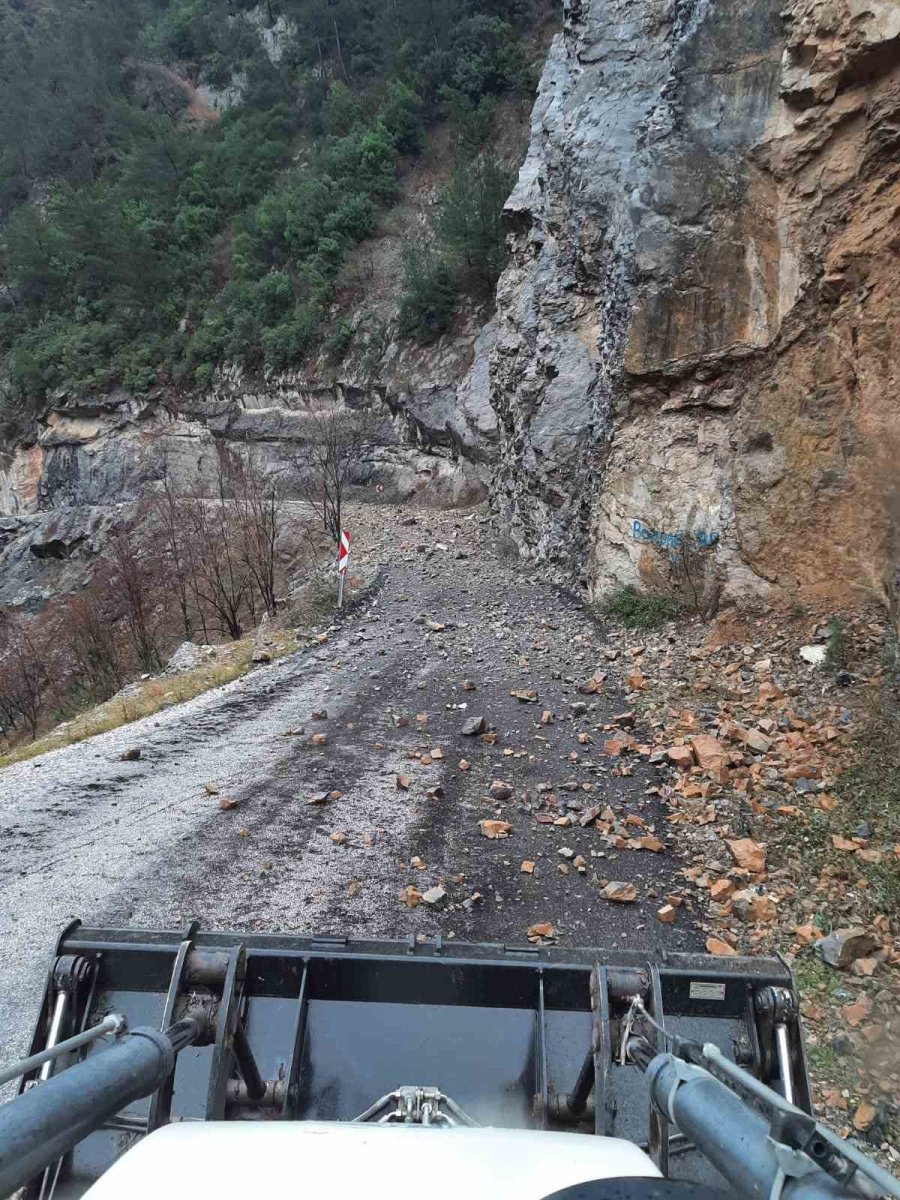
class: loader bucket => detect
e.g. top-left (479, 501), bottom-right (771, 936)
top-left (15, 921), bottom-right (811, 1199)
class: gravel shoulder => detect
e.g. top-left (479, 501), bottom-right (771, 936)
top-left (0, 504), bottom-right (696, 1073)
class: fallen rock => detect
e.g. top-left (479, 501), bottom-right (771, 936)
top-left (851, 958), bottom-right (878, 977)
top-left (330, 831), bottom-right (348, 846)
top-left (510, 689), bottom-right (538, 703)
top-left (732, 889), bottom-right (778, 923)
top-left (479, 819), bottom-right (512, 839)
top-left (218, 796), bottom-right (240, 811)
top-left (667, 745), bottom-right (695, 769)
top-left (657, 905), bottom-right (677, 924)
top-left (527, 922), bottom-right (556, 942)
top-left (638, 835), bottom-right (664, 853)
top-left (726, 838), bottom-right (766, 874)
top-left (521, 860), bottom-right (536, 874)
top-left (120, 747), bottom-right (141, 762)
top-left (744, 728), bottom-right (772, 755)
top-left (600, 881), bottom-right (637, 903)
top-left (421, 886), bottom-right (447, 906)
top-left (852, 1102), bottom-right (877, 1132)
top-left (706, 937), bottom-right (737, 956)
top-left (310, 733), bottom-right (327, 747)
top-left (396, 774), bottom-right (411, 791)
top-left (251, 649), bottom-right (271, 664)
top-left (800, 645), bottom-right (827, 667)
top-left (689, 735), bottom-right (727, 773)
top-left (489, 780), bottom-right (513, 801)
top-left (401, 886), bottom-right (423, 908)
top-left (816, 927), bottom-right (877, 970)
top-left (461, 716), bottom-right (487, 736)
top-left (164, 641), bottom-right (214, 674)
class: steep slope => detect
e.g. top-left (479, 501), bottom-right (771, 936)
top-left (482, 0), bottom-right (900, 608)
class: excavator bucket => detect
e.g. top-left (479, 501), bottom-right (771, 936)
top-left (12, 921), bottom-right (811, 1199)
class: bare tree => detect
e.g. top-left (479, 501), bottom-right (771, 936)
top-left (0, 615), bottom-right (50, 741)
top-left (61, 585), bottom-right (123, 702)
top-left (108, 529), bottom-right (165, 672)
top-left (292, 405), bottom-right (374, 544)
top-left (179, 458), bottom-right (252, 640)
top-left (151, 457), bottom-right (204, 641)
top-left (229, 454), bottom-right (284, 618)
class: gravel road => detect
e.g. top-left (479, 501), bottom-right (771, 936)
top-left (0, 505), bottom-right (699, 1072)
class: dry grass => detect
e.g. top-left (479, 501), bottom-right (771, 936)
top-left (0, 632), bottom-right (301, 769)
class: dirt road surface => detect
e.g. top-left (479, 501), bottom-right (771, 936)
top-left (0, 505), bottom-right (698, 1072)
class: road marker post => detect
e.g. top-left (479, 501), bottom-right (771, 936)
top-left (337, 528), bottom-right (351, 608)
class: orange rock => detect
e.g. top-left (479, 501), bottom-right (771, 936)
top-left (831, 835), bottom-right (858, 852)
top-left (657, 905), bottom-right (677, 923)
top-left (709, 879), bottom-right (734, 901)
top-left (690, 734), bottom-right (728, 772)
top-left (726, 837), bottom-right (766, 874)
top-left (667, 745), bottom-right (695, 769)
top-left (843, 997), bottom-right (873, 1027)
top-left (851, 958), bottom-right (878, 977)
top-left (520, 860), bottom-right (536, 874)
top-left (793, 924), bottom-right (823, 944)
top-left (852, 1102), bottom-right (876, 1132)
top-left (639, 835), bottom-right (664, 852)
top-left (706, 937), bottom-right (737, 956)
top-left (479, 819), bottom-right (513, 839)
top-left (527, 922), bottom-right (556, 942)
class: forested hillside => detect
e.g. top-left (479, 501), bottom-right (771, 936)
top-left (0, 0), bottom-right (538, 411)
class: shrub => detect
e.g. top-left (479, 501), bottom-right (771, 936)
top-left (600, 586), bottom-right (684, 630)
top-left (825, 617), bottom-right (851, 672)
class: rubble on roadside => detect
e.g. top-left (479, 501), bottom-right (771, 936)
top-left (596, 603), bottom-right (899, 1163)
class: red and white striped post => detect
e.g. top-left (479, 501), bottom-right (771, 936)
top-left (337, 528), bottom-right (351, 608)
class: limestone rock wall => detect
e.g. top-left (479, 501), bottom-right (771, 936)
top-left (484, 0), bottom-right (900, 608)
top-left (0, 329), bottom-right (495, 606)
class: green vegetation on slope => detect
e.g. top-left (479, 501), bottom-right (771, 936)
top-left (0, 0), bottom-right (539, 413)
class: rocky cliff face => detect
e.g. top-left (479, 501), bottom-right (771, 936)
top-left (484, 0), bottom-right (900, 608)
top-left (0, 325), bottom-right (494, 605)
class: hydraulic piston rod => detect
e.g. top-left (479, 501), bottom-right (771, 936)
top-left (0, 1022), bottom-right (200, 1199)
top-left (640, 1049), bottom-right (899, 1200)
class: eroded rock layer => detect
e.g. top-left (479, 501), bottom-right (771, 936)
top-left (486, 0), bottom-right (900, 607)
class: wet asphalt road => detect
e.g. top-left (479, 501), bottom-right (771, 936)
top-left (0, 507), bottom-right (699, 1071)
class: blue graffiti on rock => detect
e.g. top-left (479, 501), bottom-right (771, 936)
top-left (632, 520), bottom-right (719, 550)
